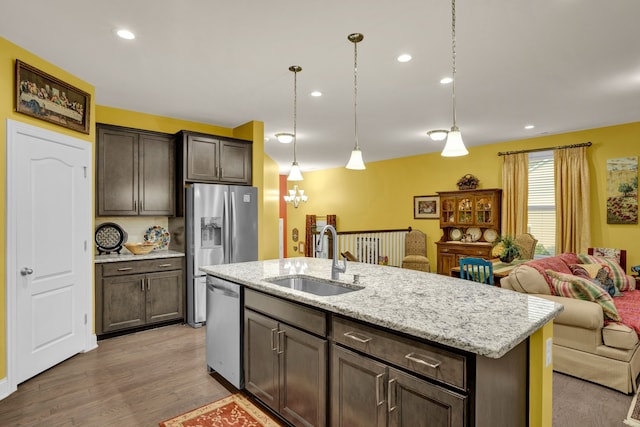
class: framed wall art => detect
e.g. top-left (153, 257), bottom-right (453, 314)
top-left (15, 60), bottom-right (91, 134)
top-left (414, 195), bottom-right (440, 219)
top-left (606, 156), bottom-right (638, 224)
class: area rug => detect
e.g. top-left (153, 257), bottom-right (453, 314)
top-left (159, 393), bottom-right (282, 427)
top-left (625, 390), bottom-right (640, 426)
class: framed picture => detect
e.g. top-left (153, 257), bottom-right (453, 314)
top-left (414, 195), bottom-right (440, 219)
top-left (15, 60), bottom-right (91, 134)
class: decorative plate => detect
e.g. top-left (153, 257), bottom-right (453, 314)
top-left (144, 225), bottom-right (170, 250)
top-left (467, 227), bottom-right (482, 242)
top-left (95, 222), bottom-right (127, 254)
top-left (483, 228), bottom-right (499, 243)
top-left (450, 228), bottom-right (462, 241)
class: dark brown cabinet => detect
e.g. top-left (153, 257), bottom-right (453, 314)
top-left (97, 124), bottom-right (175, 216)
top-left (244, 290), bottom-right (327, 427)
top-left (95, 257), bottom-right (184, 336)
top-left (331, 345), bottom-right (466, 427)
top-left (435, 241), bottom-right (494, 275)
top-left (331, 316), bottom-right (466, 427)
top-left (179, 131), bottom-right (251, 184)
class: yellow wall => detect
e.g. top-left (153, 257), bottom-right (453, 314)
top-left (0, 37), bottom-right (96, 380)
top-left (285, 122), bottom-right (640, 271)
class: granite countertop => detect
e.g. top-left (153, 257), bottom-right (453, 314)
top-left (95, 250), bottom-right (185, 263)
top-left (201, 257), bottom-right (563, 359)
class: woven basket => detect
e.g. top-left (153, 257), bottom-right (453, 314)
top-left (457, 174), bottom-right (478, 190)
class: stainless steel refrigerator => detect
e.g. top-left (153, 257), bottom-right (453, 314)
top-left (185, 183), bottom-right (258, 328)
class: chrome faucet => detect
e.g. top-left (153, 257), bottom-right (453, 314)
top-left (317, 225), bottom-right (347, 280)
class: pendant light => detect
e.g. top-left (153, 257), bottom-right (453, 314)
top-left (346, 33), bottom-right (366, 170)
top-left (441, 0), bottom-right (469, 157)
top-left (287, 65), bottom-right (304, 181)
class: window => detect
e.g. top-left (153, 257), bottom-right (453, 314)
top-left (528, 151), bottom-right (555, 257)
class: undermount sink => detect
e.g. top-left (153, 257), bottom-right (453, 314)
top-left (266, 276), bottom-right (362, 296)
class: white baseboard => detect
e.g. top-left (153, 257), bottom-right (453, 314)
top-left (84, 334), bottom-right (98, 353)
top-left (0, 376), bottom-right (16, 401)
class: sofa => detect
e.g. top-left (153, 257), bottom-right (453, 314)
top-left (501, 252), bottom-right (640, 394)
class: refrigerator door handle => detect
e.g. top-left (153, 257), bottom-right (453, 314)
top-left (230, 191), bottom-right (237, 263)
top-left (223, 191), bottom-right (230, 264)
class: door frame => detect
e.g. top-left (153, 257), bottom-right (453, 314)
top-left (3, 119), bottom-right (96, 399)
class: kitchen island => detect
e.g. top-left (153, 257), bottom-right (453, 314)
top-left (202, 257), bottom-right (562, 427)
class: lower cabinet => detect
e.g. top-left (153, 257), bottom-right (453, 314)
top-left (245, 309), bottom-right (327, 427)
top-left (96, 257), bottom-right (185, 335)
top-left (331, 345), bottom-right (466, 427)
top-left (241, 290), bottom-right (527, 427)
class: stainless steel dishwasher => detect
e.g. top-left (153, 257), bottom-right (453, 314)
top-left (206, 275), bottom-right (243, 389)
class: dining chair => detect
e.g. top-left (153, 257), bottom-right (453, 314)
top-left (459, 257), bottom-right (494, 285)
top-left (514, 233), bottom-right (538, 260)
top-left (401, 229), bottom-right (431, 272)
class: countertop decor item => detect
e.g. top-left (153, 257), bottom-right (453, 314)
top-left (491, 235), bottom-right (520, 263)
top-left (124, 242), bottom-right (156, 255)
top-left (457, 174), bottom-right (479, 190)
top-left (144, 225), bottom-right (170, 250)
top-left (95, 222), bottom-right (127, 254)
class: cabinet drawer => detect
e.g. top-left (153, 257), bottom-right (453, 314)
top-left (332, 316), bottom-right (466, 390)
top-left (101, 258), bottom-right (183, 277)
top-left (245, 289), bottom-right (326, 337)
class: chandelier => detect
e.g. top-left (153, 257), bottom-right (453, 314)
top-left (283, 185), bottom-right (308, 208)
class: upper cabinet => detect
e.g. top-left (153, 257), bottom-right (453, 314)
top-left (438, 189), bottom-right (502, 229)
top-left (179, 131), bottom-right (252, 184)
top-left (97, 124), bottom-right (175, 217)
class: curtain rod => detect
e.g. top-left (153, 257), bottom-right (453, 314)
top-left (497, 141), bottom-right (591, 156)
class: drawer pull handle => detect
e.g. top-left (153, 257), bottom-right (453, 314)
top-left (270, 328), bottom-right (277, 351)
top-left (157, 263), bottom-right (173, 267)
top-left (387, 378), bottom-right (397, 413)
top-left (140, 279), bottom-right (144, 292)
top-left (344, 331), bottom-right (372, 344)
top-left (375, 373), bottom-right (384, 406)
top-left (405, 352), bottom-right (441, 369)
top-left (117, 267), bottom-right (134, 271)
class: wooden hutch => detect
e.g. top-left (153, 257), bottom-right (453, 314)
top-left (435, 188), bottom-right (502, 275)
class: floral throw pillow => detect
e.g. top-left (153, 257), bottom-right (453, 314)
top-left (576, 254), bottom-right (633, 292)
top-left (569, 264), bottom-right (621, 297)
top-left (546, 270), bottom-right (622, 321)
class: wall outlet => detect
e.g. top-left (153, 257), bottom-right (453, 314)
top-left (545, 338), bottom-right (553, 367)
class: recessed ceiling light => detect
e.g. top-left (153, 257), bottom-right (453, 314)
top-left (440, 77), bottom-right (453, 84)
top-left (397, 54), bottom-right (412, 63)
top-left (310, 91), bottom-right (322, 97)
top-left (116, 29), bottom-right (135, 40)
top-left (524, 125), bottom-right (535, 130)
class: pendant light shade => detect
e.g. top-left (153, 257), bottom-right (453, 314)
top-left (287, 161), bottom-right (304, 181)
top-left (346, 33), bottom-right (366, 170)
top-left (346, 148), bottom-right (365, 170)
top-left (441, 127), bottom-right (468, 157)
top-left (441, 0), bottom-right (469, 157)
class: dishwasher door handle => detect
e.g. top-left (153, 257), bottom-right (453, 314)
top-left (207, 284), bottom-right (239, 298)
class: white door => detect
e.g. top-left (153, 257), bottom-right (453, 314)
top-left (6, 120), bottom-right (92, 387)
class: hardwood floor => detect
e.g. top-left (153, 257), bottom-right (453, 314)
top-left (0, 324), bottom-right (231, 427)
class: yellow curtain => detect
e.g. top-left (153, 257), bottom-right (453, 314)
top-left (501, 153), bottom-right (529, 237)
top-left (555, 146), bottom-right (590, 253)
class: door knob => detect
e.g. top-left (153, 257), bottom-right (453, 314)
top-left (20, 267), bottom-right (33, 276)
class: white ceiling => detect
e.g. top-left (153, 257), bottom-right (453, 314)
top-left (2, 1), bottom-right (639, 173)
